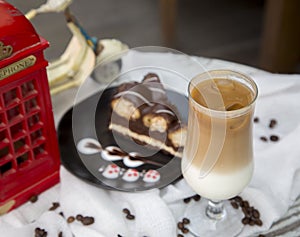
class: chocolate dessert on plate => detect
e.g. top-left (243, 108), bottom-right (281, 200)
top-left (109, 73), bottom-right (187, 157)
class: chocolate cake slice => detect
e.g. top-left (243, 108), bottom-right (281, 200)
top-left (109, 73), bottom-right (186, 157)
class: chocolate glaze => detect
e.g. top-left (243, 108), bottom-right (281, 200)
top-left (113, 82), bottom-right (153, 108)
top-left (142, 73), bottom-right (167, 102)
top-left (142, 73), bottom-right (161, 83)
top-left (168, 120), bottom-right (184, 134)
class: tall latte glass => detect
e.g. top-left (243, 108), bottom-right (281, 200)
top-left (182, 70), bottom-right (258, 236)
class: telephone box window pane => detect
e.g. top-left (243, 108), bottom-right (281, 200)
top-left (27, 113), bottom-right (40, 129)
top-left (25, 98), bottom-right (39, 114)
top-left (13, 138), bottom-right (26, 153)
top-left (17, 152), bottom-right (29, 167)
top-left (10, 122), bottom-right (25, 139)
top-left (21, 81), bottom-right (36, 97)
top-left (7, 106), bottom-right (22, 122)
top-left (0, 161), bottom-right (13, 175)
top-left (33, 144), bottom-right (46, 158)
top-left (0, 113), bottom-right (5, 127)
top-left (30, 129), bottom-right (43, 144)
top-left (0, 146), bottom-right (9, 160)
top-left (3, 88), bottom-right (19, 107)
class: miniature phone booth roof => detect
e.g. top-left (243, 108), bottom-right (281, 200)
top-left (0, 0), bottom-right (42, 54)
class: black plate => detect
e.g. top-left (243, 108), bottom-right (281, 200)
top-left (58, 87), bottom-right (188, 191)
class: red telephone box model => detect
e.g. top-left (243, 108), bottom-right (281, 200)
top-left (0, 1), bottom-right (60, 214)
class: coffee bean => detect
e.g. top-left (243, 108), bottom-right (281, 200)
top-left (234, 196), bottom-right (243, 203)
top-left (231, 201), bottom-right (239, 209)
top-left (67, 216), bottom-right (75, 223)
top-left (76, 214), bottom-right (83, 221)
top-left (182, 218), bottom-right (190, 225)
top-left (249, 220), bottom-right (255, 226)
top-left (269, 119), bottom-right (277, 128)
top-left (59, 212), bottom-right (64, 218)
top-left (122, 208), bottom-right (130, 214)
top-left (255, 219), bottom-right (263, 226)
top-left (183, 197), bottom-right (191, 203)
top-left (192, 195), bottom-right (201, 201)
top-left (58, 232), bottom-right (63, 237)
top-left (34, 227), bottom-right (47, 237)
top-left (242, 217), bottom-right (250, 225)
top-left (177, 222), bottom-right (184, 229)
top-left (253, 209), bottom-right (260, 219)
top-left (270, 135), bottom-right (279, 142)
top-left (254, 117), bottom-right (259, 123)
top-left (260, 136), bottom-right (268, 142)
top-left (49, 202), bottom-right (60, 211)
top-left (177, 235), bottom-right (184, 237)
top-left (258, 234), bottom-right (265, 237)
top-left (126, 214), bottom-right (135, 220)
top-left (181, 227), bottom-right (189, 234)
top-left (81, 216), bottom-right (95, 225)
top-left (117, 235), bottom-right (123, 237)
top-left (29, 195), bottom-right (38, 203)
top-left (242, 201), bottom-right (249, 208)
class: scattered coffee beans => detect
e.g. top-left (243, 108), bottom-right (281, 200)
top-left (126, 214), bottom-right (135, 220)
top-left (29, 195), bottom-right (38, 203)
top-left (67, 216), bottom-right (75, 223)
top-left (192, 195), bottom-right (201, 201)
top-left (34, 227), bottom-right (47, 237)
top-left (123, 208), bottom-right (135, 220)
top-left (76, 214), bottom-right (83, 221)
top-left (183, 198), bottom-right (191, 203)
top-left (260, 136), bottom-right (268, 142)
top-left (269, 119), bottom-right (277, 128)
top-left (182, 227), bottom-right (189, 234)
top-left (182, 218), bottom-right (190, 225)
top-left (49, 202), bottom-right (60, 211)
top-left (230, 201), bottom-right (239, 209)
top-left (177, 217), bottom-right (190, 235)
top-left (230, 196), bottom-right (263, 227)
top-left (183, 194), bottom-right (201, 203)
top-left (122, 208), bottom-right (130, 214)
top-left (270, 135), bottom-right (279, 142)
top-left (177, 222), bottom-right (184, 229)
top-left (81, 216), bottom-right (95, 225)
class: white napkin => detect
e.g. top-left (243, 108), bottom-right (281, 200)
top-left (1, 72), bottom-right (300, 237)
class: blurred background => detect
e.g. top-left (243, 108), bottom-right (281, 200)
top-left (7, 0), bottom-right (300, 73)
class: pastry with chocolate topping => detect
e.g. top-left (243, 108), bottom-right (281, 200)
top-left (109, 73), bottom-right (186, 157)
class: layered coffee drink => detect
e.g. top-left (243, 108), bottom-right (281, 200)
top-left (182, 71), bottom-right (257, 200)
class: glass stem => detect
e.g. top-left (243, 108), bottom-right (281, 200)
top-left (206, 200), bottom-right (226, 220)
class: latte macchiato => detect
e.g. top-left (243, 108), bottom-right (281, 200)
top-left (182, 76), bottom-right (256, 200)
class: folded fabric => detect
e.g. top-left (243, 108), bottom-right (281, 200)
top-left (0, 54), bottom-right (300, 237)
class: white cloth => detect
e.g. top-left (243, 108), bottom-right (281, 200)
top-left (1, 53), bottom-right (300, 237)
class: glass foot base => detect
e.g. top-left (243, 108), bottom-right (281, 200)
top-left (184, 199), bottom-right (244, 237)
